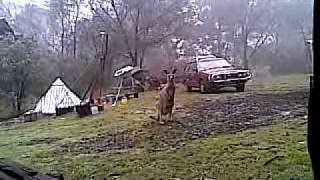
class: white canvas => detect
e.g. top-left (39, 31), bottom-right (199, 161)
top-left (34, 78), bottom-right (81, 114)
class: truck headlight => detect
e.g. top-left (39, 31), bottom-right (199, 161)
top-left (238, 72), bottom-right (247, 77)
top-left (214, 75), bottom-right (222, 80)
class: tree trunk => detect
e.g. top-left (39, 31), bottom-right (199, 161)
top-left (305, 44), bottom-right (312, 73)
top-left (139, 49), bottom-right (145, 68)
top-left (299, 28), bottom-right (313, 74)
top-left (133, 8), bottom-right (141, 67)
top-left (73, 25), bottom-right (77, 58)
top-left (243, 45), bottom-right (248, 69)
top-left (302, 33), bottom-right (313, 74)
top-left (61, 17), bottom-right (65, 56)
top-left (73, 1), bottom-right (80, 58)
top-left (16, 80), bottom-right (25, 113)
top-left (106, 57), bottom-right (113, 87)
top-left (131, 55), bottom-right (138, 67)
top-left (232, 27), bottom-right (238, 65)
top-left (242, 26), bottom-right (249, 69)
top-left (11, 99), bottom-right (16, 113)
top-left (16, 97), bottom-right (21, 113)
top-left (241, 2), bottom-right (253, 70)
top-left (217, 22), bottom-right (222, 56)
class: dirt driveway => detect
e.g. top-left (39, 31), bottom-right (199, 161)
top-left (61, 90), bottom-right (309, 154)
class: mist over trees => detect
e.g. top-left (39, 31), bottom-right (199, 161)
top-left (0, 0), bottom-right (314, 115)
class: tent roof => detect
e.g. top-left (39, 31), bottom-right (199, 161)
top-left (52, 78), bottom-right (65, 86)
top-left (0, 18), bottom-right (14, 36)
top-left (34, 77), bottom-right (81, 114)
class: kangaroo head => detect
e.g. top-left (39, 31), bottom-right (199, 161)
top-left (163, 69), bottom-right (177, 82)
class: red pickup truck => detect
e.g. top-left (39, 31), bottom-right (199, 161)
top-left (182, 55), bottom-right (252, 93)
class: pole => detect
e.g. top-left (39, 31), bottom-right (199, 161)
top-left (112, 78), bottom-right (123, 107)
top-left (99, 34), bottom-right (109, 98)
top-left (308, 74), bottom-right (318, 179)
top-left (307, 1), bottom-right (318, 178)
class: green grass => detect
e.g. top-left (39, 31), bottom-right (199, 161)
top-left (2, 119), bottom-right (311, 180)
top-left (0, 74), bottom-right (312, 179)
top-left (247, 74), bottom-right (309, 92)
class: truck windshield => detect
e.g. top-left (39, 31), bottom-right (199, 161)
top-left (197, 58), bottom-right (232, 71)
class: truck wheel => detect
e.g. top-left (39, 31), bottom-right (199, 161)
top-left (200, 83), bottom-right (208, 94)
top-left (236, 83), bottom-right (245, 92)
top-left (186, 85), bottom-right (192, 92)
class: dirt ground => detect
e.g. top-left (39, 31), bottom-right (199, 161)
top-left (61, 90), bottom-right (308, 154)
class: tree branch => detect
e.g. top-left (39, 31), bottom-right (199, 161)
top-left (110, 0), bottom-right (136, 64)
top-left (248, 19), bottom-right (277, 59)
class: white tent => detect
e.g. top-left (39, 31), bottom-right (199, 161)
top-left (34, 77), bottom-right (81, 114)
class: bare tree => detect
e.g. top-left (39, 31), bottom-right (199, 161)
top-left (72, 0), bottom-right (81, 57)
top-left (48, 0), bottom-right (68, 56)
top-left (0, 1), bottom-right (18, 24)
top-left (90, 0), bottom-right (188, 67)
top-left (237, 0), bottom-right (277, 69)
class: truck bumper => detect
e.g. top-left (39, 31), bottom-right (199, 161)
top-left (206, 78), bottom-right (250, 88)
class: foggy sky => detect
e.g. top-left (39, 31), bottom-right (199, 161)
top-left (5, 0), bottom-right (46, 7)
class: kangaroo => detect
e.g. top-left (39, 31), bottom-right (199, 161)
top-left (154, 69), bottom-right (177, 124)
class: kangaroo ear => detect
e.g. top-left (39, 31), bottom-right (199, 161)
top-left (172, 69), bottom-right (177, 74)
top-left (163, 70), bottom-right (168, 74)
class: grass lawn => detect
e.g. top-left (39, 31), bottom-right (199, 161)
top-left (0, 74), bottom-right (312, 179)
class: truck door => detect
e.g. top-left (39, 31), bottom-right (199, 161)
top-left (189, 62), bottom-right (200, 88)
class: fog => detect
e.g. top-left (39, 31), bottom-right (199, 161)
top-left (0, 0), bottom-right (313, 115)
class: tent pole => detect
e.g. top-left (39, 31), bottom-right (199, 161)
top-left (112, 78), bottom-right (123, 107)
